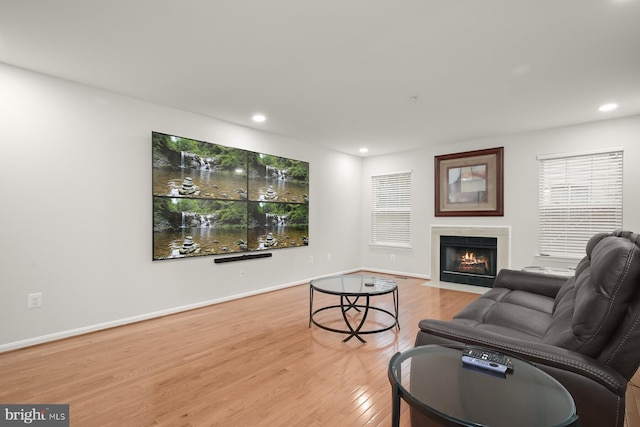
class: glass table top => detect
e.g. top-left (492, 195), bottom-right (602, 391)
top-left (310, 275), bottom-right (397, 296)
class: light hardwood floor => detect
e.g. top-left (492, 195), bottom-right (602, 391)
top-left (0, 272), bottom-right (638, 426)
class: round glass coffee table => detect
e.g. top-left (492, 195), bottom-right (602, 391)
top-left (309, 275), bottom-right (399, 343)
top-left (388, 345), bottom-right (580, 427)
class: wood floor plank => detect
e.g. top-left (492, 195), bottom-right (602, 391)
top-left (0, 272), bottom-right (636, 426)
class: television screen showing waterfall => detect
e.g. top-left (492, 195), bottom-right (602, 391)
top-left (152, 131), bottom-right (309, 260)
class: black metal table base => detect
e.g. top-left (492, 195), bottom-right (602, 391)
top-left (309, 287), bottom-right (399, 343)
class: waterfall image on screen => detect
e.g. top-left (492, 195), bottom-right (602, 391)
top-left (152, 132), bottom-right (309, 260)
top-left (247, 202), bottom-right (309, 251)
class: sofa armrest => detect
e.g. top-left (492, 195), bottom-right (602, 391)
top-left (494, 268), bottom-right (569, 298)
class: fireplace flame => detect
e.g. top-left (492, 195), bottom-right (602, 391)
top-left (457, 250), bottom-right (489, 272)
top-left (461, 251), bottom-right (479, 265)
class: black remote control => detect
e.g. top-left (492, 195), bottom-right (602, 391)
top-left (461, 356), bottom-right (508, 374)
top-left (462, 348), bottom-right (514, 372)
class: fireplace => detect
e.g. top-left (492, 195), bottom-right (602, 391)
top-left (440, 235), bottom-right (497, 287)
top-left (430, 226), bottom-right (510, 290)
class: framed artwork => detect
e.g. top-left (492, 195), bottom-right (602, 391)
top-left (434, 147), bottom-right (504, 217)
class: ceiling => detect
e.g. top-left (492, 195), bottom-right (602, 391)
top-left (1, 0), bottom-right (639, 157)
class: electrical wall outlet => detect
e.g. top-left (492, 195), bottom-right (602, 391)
top-left (327, 253), bottom-right (332, 261)
top-left (28, 293), bottom-right (42, 309)
top-left (309, 255), bottom-right (314, 263)
top-left (390, 253), bottom-right (396, 261)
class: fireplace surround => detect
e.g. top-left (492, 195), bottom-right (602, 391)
top-left (430, 226), bottom-right (510, 288)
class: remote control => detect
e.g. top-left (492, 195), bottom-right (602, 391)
top-left (461, 355), bottom-right (508, 374)
top-left (462, 348), bottom-right (514, 372)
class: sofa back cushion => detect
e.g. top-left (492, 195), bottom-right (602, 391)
top-left (545, 231), bottom-right (640, 365)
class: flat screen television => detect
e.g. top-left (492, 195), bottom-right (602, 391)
top-left (152, 132), bottom-right (309, 260)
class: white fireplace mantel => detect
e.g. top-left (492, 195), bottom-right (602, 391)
top-left (430, 225), bottom-right (511, 284)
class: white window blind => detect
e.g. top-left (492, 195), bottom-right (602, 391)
top-left (371, 171), bottom-right (411, 247)
top-left (538, 149), bottom-right (623, 257)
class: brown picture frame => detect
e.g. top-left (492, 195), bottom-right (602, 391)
top-left (434, 147), bottom-right (504, 217)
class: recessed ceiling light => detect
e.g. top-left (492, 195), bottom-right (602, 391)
top-left (252, 114), bottom-right (266, 122)
top-left (359, 147), bottom-right (369, 153)
top-left (598, 103), bottom-right (618, 112)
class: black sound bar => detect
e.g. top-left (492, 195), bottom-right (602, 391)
top-left (214, 252), bottom-right (273, 263)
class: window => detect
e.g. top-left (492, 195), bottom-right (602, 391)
top-left (370, 171), bottom-right (411, 247)
top-left (538, 149), bottom-right (623, 257)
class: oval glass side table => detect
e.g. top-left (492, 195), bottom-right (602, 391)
top-left (388, 345), bottom-right (580, 427)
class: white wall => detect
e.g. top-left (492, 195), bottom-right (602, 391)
top-left (0, 63), bottom-right (363, 349)
top-left (361, 114), bottom-right (640, 277)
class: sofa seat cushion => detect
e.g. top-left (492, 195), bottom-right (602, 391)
top-left (452, 287), bottom-right (555, 341)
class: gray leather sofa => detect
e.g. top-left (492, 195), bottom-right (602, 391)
top-left (415, 230), bottom-right (640, 427)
